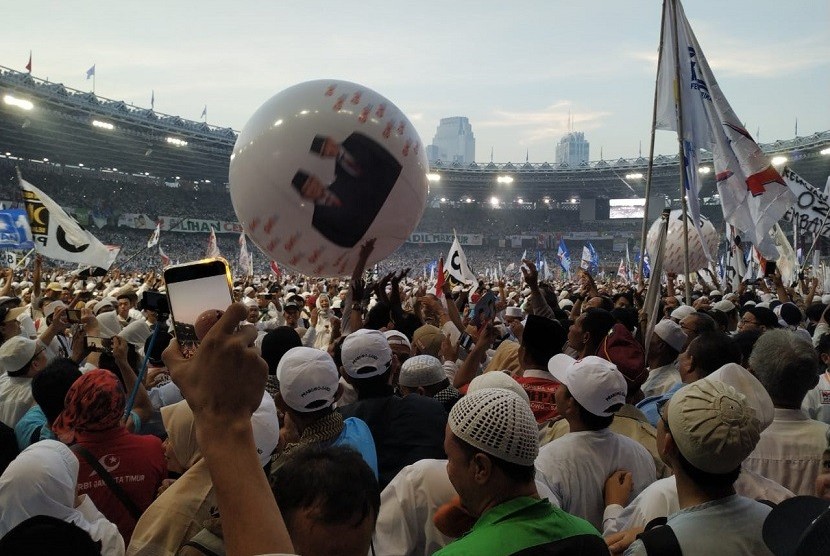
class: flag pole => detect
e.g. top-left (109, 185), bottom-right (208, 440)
top-left (669, 0), bottom-right (693, 304)
top-left (639, 0), bottom-right (669, 287)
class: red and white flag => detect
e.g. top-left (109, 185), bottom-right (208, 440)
top-left (655, 0), bottom-right (794, 249)
top-left (159, 245), bottom-right (171, 267)
top-left (434, 256), bottom-right (445, 297)
top-left (25, 51), bottom-right (31, 73)
top-left (146, 222), bottom-right (160, 248)
top-left (617, 258), bottom-right (629, 283)
top-left (269, 260), bottom-right (281, 278)
top-left (205, 229), bottom-right (221, 259)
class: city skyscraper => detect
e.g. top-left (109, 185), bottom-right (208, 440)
top-left (555, 132), bottom-right (590, 166)
top-left (428, 116), bottom-right (476, 164)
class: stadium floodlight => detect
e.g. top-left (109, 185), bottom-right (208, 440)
top-left (426, 173), bottom-right (441, 183)
top-left (570, 198), bottom-right (577, 203)
top-left (166, 137), bottom-right (188, 147)
top-left (698, 166), bottom-right (711, 174)
top-left (496, 175), bottom-right (514, 184)
top-left (625, 172), bottom-right (644, 180)
top-left (821, 148), bottom-right (830, 156)
top-left (489, 196), bottom-right (500, 207)
top-left (78, 163), bottom-right (84, 167)
top-left (3, 95), bottom-right (33, 111)
top-left (517, 198), bottom-right (524, 204)
top-left (543, 198), bottom-right (551, 204)
top-left (112, 168), bottom-right (118, 171)
top-left (92, 120), bottom-right (114, 130)
top-left (4, 152), bottom-right (10, 156)
top-left (43, 158), bottom-right (48, 162)
top-left (465, 197), bottom-right (473, 203)
top-left (770, 156), bottom-right (787, 166)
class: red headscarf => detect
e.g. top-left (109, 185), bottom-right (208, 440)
top-left (52, 369), bottom-right (125, 444)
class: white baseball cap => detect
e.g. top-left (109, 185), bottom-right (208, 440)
top-left (276, 347), bottom-right (340, 412)
top-left (0, 336), bottom-right (38, 375)
top-left (548, 354), bottom-right (627, 416)
top-left (712, 299), bottom-right (736, 313)
top-left (670, 305), bottom-right (696, 321)
top-left (341, 329), bottom-right (393, 378)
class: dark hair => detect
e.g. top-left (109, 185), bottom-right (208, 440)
top-left (270, 445), bottom-right (379, 528)
top-left (261, 327), bottom-right (302, 376)
top-left (565, 386), bottom-right (618, 430)
top-left (687, 332), bottom-right (741, 377)
top-left (454, 435), bottom-right (536, 483)
top-left (612, 292), bottom-right (634, 306)
top-left (364, 301), bottom-right (391, 330)
top-left (675, 449), bottom-right (741, 491)
top-left (732, 329), bottom-right (763, 368)
top-left (145, 329), bottom-right (172, 366)
top-left (31, 358), bottom-right (82, 424)
top-left (592, 296), bottom-right (615, 312)
top-left (581, 308), bottom-right (616, 347)
top-left (97, 341), bottom-right (139, 387)
top-left (0, 516), bottom-right (102, 556)
top-left (817, 333), bottom-right (830, 356)
top-left (806, 303), bottom-right (826, 323)
top-left (687, 312), bottom-right (718, 335)
top-left (745, 306), bottom-right (779, 329)
top-left (705, 308), bottom-right (728, 332)
top-left (610, 307), bottom-right (637, 333)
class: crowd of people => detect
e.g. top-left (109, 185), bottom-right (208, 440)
top-left (0, 231), bottom-right (829, 555)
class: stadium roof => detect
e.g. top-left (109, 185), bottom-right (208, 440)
top-left (1, 65), bottom-right (828, 200)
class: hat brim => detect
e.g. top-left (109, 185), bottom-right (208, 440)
top-left (3, 306), bottom-right (26, 323)
top-left (547, 353), bottom-right (575, 384)
top-left (763, 495), bottom-right (830, 556)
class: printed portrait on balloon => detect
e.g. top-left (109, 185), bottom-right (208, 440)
top-left (291, 132), bottom-right (402, 249)
top-left (230, 80), bottom-right (428, 277)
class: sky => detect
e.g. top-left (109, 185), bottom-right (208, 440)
top-left (3, 0), bottom-right (828, 163)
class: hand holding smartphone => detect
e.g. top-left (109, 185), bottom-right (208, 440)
top-left (163, 258), bottom-right (234, 358)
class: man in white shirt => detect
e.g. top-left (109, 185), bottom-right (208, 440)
top-left (536, 355), bottom-right (656, 529)
top-left (624, 379), bottom-right (772, 555)
top-left (0, 337), bottom-right (49, 428)
top-left (640, 320), bottom-right (686, 398)
top-left (802, 332), bottom-right (830, 425)
top-left (744, 329), bottom-right (830, 495)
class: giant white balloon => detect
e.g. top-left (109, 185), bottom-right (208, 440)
top-left (230, 80), bottom-right (429, 276)
top-left (646, 210), bottom-right (718, 274)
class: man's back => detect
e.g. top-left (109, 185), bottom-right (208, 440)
top-left (536, 428), bottom-right (656, 528)
top-left (435, 496), bottom-right (607, 556)
top-left (743, 408), bottom-right (829, 495)
top-left (338, 393), bottom-right (447, 488)
top-left (625, 494), bottom-right (773, 555)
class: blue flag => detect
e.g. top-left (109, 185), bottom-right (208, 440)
top-left (557, 239), bottom-right (571, 273)
top-left (588, 243), bottom-right (599, 272)
top-left (0, 209), bottom-right (33, 249)
top-left (86, 64), bottom-right (95, 79)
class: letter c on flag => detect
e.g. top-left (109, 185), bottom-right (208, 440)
top-left (56, 226), bottom-right (89, 253)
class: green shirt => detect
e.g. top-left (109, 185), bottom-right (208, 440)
top-left (435, 496), bottom-right (605, 556)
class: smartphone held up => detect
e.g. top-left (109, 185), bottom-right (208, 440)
top-left (163, 258), bottom-right (234, 358)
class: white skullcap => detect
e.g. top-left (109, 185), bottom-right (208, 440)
top-left (448, 388), bottom-right (538, 466)
top-left (398, 355), bottom-right (445, 388)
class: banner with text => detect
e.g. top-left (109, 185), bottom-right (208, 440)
top-left (780, 167), bottom-right (830, 238)
top-left (407, 232), bottom-right (483, 246)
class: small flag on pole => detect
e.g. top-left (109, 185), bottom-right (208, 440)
top-left (201, 105), bottom-right (207, 119)
top-left (25, 51), bottom-right (32, 73)
top-left (86, 64), bottom-right (96, 79)
top-left (206, 229), bottom-right (221, 259)
top-left (146, 222), bottom-right (160, 248)
top-left (159, 245), bottom-right (171, 267)
top-left (150, 90), bottom-right (155, 110)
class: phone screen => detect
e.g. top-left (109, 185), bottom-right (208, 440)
top-left (86, 336), bottom-right (111, 352)
top-left (164, 259), bottom-right (233, 357)
top-left (66, 309), bottom-right (83, 324)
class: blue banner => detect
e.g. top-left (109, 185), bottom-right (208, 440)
top-left (0, 209), bottom-right (34, 249)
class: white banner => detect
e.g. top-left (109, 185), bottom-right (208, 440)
top-left (408, 232), bottom-right (483, 246)
top-left (21, 180), bottom-right (117, 269)
top-left (780, 167), bottom-right (830, 238)
top-left (160, 217), bottom-right (244, 234)
top-left (117, 213), bottom-right (156, 230)
top-left (445, 237), bottom-right (477, 285)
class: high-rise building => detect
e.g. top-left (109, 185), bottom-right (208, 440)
top-left (555, 132), bottom-right (590, 166)
top-left (428, 117), bottom-right (475, 164)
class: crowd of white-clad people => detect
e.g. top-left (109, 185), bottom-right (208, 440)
top-left (1, 224), bottom-right (830, 556)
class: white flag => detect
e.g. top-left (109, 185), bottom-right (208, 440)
top-left (20, 179), bottom-right (117, 268)
top-left (206, 229), bottom-right (221, 259)
top-left (580, 246), bottom-right (591, 270)
top-left (238, 232), bottom-right (251, 277)
top-left (655, 0), bottom-right (794, 249)
top-left (770, 224), bottom-right (798, 286)
top-left (159, 245), bottom-right (171, 267)
top-left (146, 223), bottom-right (160, 248)
top-left (644, 212), bottom-right (670, 359)
top-left (446, 236), bottom-right (476, 285)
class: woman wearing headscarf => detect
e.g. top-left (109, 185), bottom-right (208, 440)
top-left (53, 369), bottom-right (166, 544)
top-left (127, 400), bottom-right (215, 556)
top-left (312, 293), bottom-right (334, 350)
top-left (0, 439), bottom-right (125, 555)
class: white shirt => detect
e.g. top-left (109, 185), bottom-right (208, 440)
top-left (802, 372), bottom-right (830, 426)
top-left (640, 361), bottom-right (680, 399)
top-left (625, 494), bottom-right (772, 556)
top-left (603, 469), bottom-right (794, 535)
top-left (535, 428), bottom-right (656, 529)
top-left (0, 373), bottom-right (35, 428)
top-left (744, 407), bottom-right (830, 496)
top-left (373, 459), bottom-right (559, 556)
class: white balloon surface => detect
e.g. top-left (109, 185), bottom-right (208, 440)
top-left (230, 80), bottom-right (429, 276)
top-left (646, 210), bottom-right (719, 274)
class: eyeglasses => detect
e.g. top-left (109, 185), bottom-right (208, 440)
top-left (739, 317), bottom-right (758, 326)
top-left (656, 398), bottom-right (670, 433)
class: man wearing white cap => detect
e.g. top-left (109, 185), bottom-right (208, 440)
top-left (625, 379), bottom-right (771, 555)
top-left (273, 346), bottom-right (377, 477)
top-left (398, 355), bottom-right (460, 411)
top-left (536, 355), bottom-right (656, 529)
top-left (436, 388), bottom-right (606, 555)
top-left (0, 337), bottom-right (49, 427)
top-left (337, 329), bottom-right (447, 489)
top-left (641, 320), bottom-right (686, 398)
